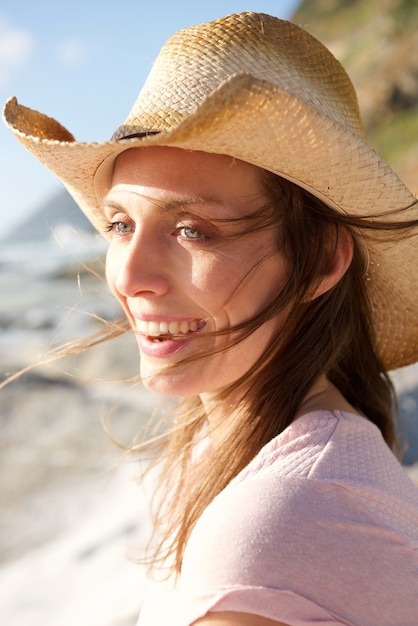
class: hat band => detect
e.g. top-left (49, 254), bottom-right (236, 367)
top-left (119, 131), bottom-right (160, 140)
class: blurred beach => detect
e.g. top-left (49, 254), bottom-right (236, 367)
top-left (1, 217), bottom-right (418, 626)
top-left (0, 228), bottom-right (160, 625)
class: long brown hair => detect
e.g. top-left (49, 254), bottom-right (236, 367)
top-left (139, 170), bottom-right (418, 576)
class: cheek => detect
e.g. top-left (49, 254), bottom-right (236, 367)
top-left (189, 258), bottom-right (250, 318)
top-left (105, 252), bottom-right (114, 291)
top-left (213, 252), bottom-right (287, 322)
top-left (105, 248), bottom-right (121, 300)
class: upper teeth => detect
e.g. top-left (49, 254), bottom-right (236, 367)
top-left (137, 319), bottom-right (200, 337)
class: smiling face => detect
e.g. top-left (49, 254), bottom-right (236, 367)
top-left (104, 147), bottom-right (288, 400)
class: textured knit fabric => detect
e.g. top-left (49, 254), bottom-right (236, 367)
top-left (137, 411), bottom-right (418, 625)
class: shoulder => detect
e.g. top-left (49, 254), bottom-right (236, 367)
top-left (234, 409), bottom-right (390, 484)
top-left (179, 412), bottom-right (418, 624)
top-left (182, 414), bottom-right (347, 588)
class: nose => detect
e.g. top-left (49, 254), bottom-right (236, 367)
top-left (107, 226), bottom-right (170, 298)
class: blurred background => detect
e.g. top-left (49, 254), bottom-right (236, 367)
top-left (0, 1), bottom-right (417, 625)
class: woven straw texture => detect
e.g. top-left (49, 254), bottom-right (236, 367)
top-left (3, 12), bottom-right (418, 370)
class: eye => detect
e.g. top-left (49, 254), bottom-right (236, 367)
top-left (178, 226), bottom-right (205, 240)
top-left (114, 221), bottom-right (133, 234)
top-left (105, 219), bottom-right (134, 235)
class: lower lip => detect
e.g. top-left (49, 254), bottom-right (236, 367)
top-left (137, 334), bottom-right (193, 358)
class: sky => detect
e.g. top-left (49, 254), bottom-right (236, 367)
top-left (0, 0), bottom-right (300, 235)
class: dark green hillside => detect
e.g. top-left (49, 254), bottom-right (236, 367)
top-left (292, 0), bottom-right (418, 192)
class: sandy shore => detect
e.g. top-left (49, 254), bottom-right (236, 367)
top-left (0, 462), bottom-right (149, 626)
top-left (0, 325), bottom-right (161, 625)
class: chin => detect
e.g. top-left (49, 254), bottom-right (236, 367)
top-left (140, 366), bottom-right (203, 398)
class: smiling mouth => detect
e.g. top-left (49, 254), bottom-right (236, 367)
top-left (137, 319), bottom-right (204, 341)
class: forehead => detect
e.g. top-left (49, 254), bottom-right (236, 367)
top-left (108, 147), bottom-right (270, 220)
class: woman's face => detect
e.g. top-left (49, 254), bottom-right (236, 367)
top-left (104, 147), bottom-right (288, 399)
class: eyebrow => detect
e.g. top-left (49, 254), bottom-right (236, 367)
top-left (102, 193), bottom-right (235, 219)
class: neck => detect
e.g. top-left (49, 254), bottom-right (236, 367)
top-left (295, 375), bottom-right (359, 418)
top-left (200, 375), bottom-right (359, 445)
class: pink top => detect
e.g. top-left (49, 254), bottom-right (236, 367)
top-left (137, 411), bottom-right (418, 625)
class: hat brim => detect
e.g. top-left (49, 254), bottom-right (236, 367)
top-left (3, 74), bottom-right (418, 370)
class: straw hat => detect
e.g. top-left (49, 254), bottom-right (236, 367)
top-left (3, 12), bottom-right (418, 370)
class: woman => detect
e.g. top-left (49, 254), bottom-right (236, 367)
top-left (4, 12), bottom-right (418, 626)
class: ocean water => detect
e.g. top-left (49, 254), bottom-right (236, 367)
top-left (0, 233), bottom-right (114, 351)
